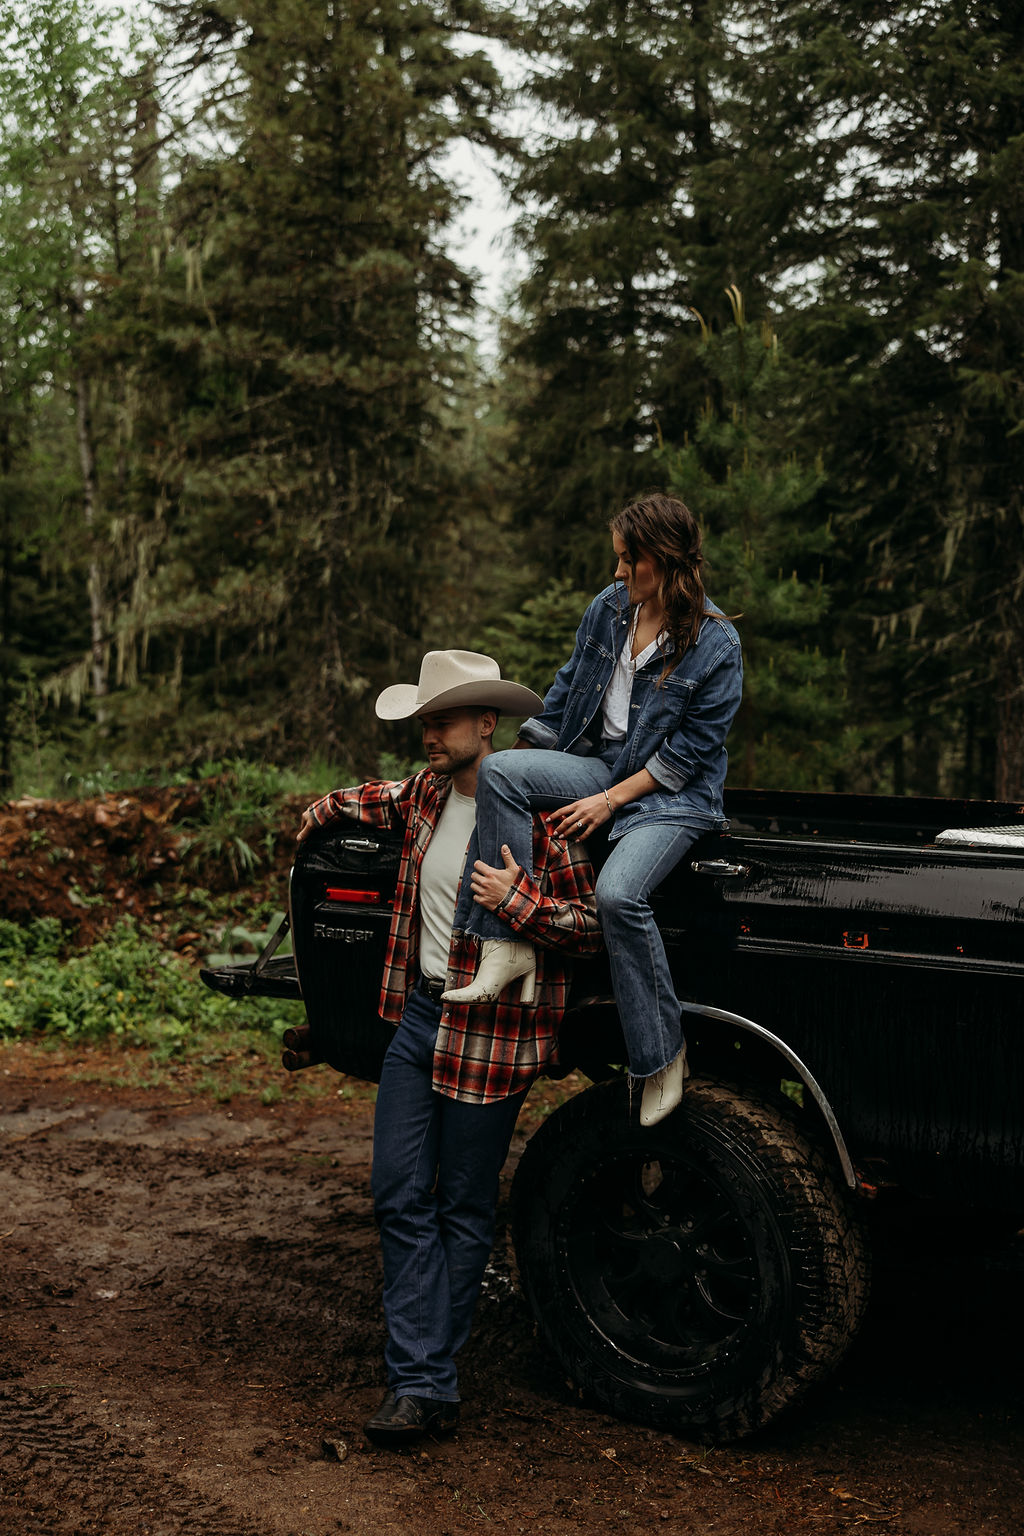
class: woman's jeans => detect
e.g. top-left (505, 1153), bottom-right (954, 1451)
top-left (371, 986), bottom-right (527, 1402)
top-left (469, 749), bottom-right (702, 1078)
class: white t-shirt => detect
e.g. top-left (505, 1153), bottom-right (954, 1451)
top-left (418, 786), bottom-right (477, 982)
top-left (601, 606), bottom-right (665, 741)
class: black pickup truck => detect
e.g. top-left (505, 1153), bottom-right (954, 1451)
top-left (201, 787), bottom-right (1024, 1442)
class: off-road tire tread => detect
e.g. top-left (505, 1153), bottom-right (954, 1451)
top-left (511, 1075), bottom-right (870, 1442)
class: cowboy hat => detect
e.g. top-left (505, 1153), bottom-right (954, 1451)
top-left (375, 650), bottom-right (544, 721)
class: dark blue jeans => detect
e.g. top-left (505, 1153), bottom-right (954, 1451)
top-left (371, 986), bottom-right (527, 1402)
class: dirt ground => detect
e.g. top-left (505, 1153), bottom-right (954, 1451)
top-left (2, 1043), bottom-right (1023, 1536)
top-left (2, 789), bottom-right (1023, 1535)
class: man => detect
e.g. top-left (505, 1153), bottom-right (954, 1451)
top-left (297, 651), bottom-right (602, 1448)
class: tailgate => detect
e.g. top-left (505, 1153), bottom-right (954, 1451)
top-left (289, 824), bottom-right (403, 1083)
top-left (199, 912), bottom-right (301, 1000)
top-left (199, 954), bottom-right (301, 1000)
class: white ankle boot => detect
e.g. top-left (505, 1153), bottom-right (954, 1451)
top-left (441, 939), bottom-right (537, 1006)
top-left (639, 1046), bottom-right (689, 1127)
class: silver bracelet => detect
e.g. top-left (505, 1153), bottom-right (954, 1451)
top-left (603, 789), bottom-right (614, 817)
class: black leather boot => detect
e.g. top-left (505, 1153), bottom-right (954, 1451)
top-left (363, 1393), bottom-right (459, 1447)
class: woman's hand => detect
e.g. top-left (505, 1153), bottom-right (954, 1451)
top-left (297, 807), bottom-right (318, 844)
top-left (550, 791), bottom-right (613, 842)
top-left (470, 845), bottom-right (522, 910)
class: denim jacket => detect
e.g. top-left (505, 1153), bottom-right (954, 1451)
top-left (518, 582), bottom-right (743, 837)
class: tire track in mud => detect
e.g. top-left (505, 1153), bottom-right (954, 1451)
top-left (0, 1118), bottom-right (388, 1536)
top-left (0, 1097), bottom-right (552, 1536)
top-left (167, 1223), bottom-right (388, 1393)
top-left (0, 1385), bottom-right (266, 1536)
top-left (0, 1101), bottom-right (391, 1534)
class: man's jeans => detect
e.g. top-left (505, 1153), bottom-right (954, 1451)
top-left (371, 986), bottom-right (527, 1402)
top-left (468, 749), bottom-right (702, 1078)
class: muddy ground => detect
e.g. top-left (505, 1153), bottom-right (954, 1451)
top-left (2, 788), bottom-right (1023, 1534)
top-left (2, 1042), bottom-right (1023, 1536)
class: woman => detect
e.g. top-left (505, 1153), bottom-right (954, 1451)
top-left (443, 492), bottom-right (743, 1126)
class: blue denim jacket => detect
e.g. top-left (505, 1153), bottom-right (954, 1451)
top-left (518, 582), bottom-right (743, 836)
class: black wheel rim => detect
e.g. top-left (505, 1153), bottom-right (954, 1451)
top-left (558, 1141), bottom-right (766, 1373)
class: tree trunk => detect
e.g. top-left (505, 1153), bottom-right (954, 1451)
top-left (74, 369), bottom-right (108, 724)
top-left (0, 420), bottom-right (12, 792)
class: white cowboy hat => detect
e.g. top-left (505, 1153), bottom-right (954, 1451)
top-left (375, 650), bottom-right (544, 721)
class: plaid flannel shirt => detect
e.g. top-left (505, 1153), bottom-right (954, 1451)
top-left (307, 768), bottom-right (603, 1103)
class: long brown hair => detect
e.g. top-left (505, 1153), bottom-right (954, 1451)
top-left (610, 492), bottom-right (712, 674)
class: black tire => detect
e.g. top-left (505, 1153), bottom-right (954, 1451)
top-left (511, 1076), bottom-right (870, 1442)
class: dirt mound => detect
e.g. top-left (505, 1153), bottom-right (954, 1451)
top-left (0, 785), bottom-right (306, 946)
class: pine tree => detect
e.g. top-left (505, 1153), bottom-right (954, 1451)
top-left (660, 295), bottom-right (857, 789)
top-left (503, 0), bottom-right (762, 585)
top-left (758, 0), bottom-right (1024, 796)
top-left (0, 0), bottom-right (147, 782)
top-left (83, 0), bottom-right (508, 768)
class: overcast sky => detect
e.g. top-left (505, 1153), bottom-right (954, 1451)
top-left (443, 135), bottom-right (524, 348)
top-left (442, 36), bottom-right (535, 350)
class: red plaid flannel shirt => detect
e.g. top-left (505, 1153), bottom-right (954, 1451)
top-left (307, 768), bottom-right (603, 1103)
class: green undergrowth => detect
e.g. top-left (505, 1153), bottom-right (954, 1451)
top-left (175, 758), bottom-right (338, 881)
top-left (0, 904), bottom-right (593, 1122)
top-left (0, 915), bottom-right (300, 1057)
top-left (14, 753), bottom-right (345, 809)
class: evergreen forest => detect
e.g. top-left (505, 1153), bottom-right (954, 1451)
top-left (2, 0), bottom-right (1022, 802)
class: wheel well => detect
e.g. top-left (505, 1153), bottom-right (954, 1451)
top-left (557, 995), bottom-right (858, 1192)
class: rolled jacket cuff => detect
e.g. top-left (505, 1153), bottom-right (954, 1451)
top-left (309, 792), bottom-right (337, 824)
top-left (517, 718), bottom-right (558, 749)
top-left (644, 749), bottom-right (690, 794)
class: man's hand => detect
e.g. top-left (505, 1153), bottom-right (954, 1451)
top-left (469, 845), bottom-right (521, 910)
top-left (297, 807), bottom-right (318, 844)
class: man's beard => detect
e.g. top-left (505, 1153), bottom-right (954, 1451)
top-left (431, 744), bottom-right (477, 776)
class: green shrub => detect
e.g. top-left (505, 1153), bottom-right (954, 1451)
top-left (0, 917), bottom-right (65, 961)
top-left (176, 758), bottom-right (345, 882)
top-left (0, 917), bottom-right (299, 1049)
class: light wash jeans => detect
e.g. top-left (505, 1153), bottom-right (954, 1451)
top-left (468, 749), bottom-right (702, 1078)
top-left (371, 986), bottom-right (527, 1401)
